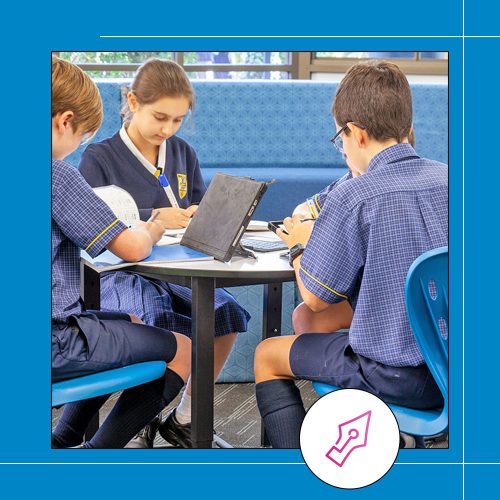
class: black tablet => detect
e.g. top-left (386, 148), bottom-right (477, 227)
top-left (181, 173), bottom-right (270, 262)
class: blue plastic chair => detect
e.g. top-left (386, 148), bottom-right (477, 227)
top-left (52, 361), bottom-right (167, 408)
top-left (313, 246), bottom-right (448, 437)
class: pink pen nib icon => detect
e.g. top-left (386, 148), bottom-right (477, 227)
top-left (325, 410), bottom-right (372, 467)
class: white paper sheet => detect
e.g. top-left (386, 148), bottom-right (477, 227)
top-left (93, 185), bottom-right (140, 227)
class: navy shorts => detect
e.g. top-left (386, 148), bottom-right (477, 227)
top-left (289, 332), bottom-right (443, 410)
top-left (52, 311), bottom-right (177, 383)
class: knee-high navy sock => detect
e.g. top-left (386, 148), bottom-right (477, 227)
top-left (255, 379), bottom-right (305, 449)
top-left (85, 368), bottom-right (184, 449)
top-left (52, 395), bottom-right (110, 447)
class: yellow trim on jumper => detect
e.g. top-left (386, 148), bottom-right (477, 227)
top-left (299, 265), bottom-right (348, 299)
top-left (85, 219), bottom-right (120, 252)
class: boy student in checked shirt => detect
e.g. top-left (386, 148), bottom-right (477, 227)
top-left (51, 56), bottom-right (191, 449)
top-left (254, 61), bottom-right (448, 449)
top-left (290, 129), bottom-right (416, 336)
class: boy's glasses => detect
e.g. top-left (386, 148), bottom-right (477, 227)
top-left (330, 122), bottom-right (366, 155)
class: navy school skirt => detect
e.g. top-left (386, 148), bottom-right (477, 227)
top-left (99, 271), bottom-right (251, 338)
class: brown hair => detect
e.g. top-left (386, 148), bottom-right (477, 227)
top-left (129, 58), bottom-right (194, 110)
top-left (333, 61), bottom-right (412, 143)
top-left (51, 56), bottom-right (103, 136)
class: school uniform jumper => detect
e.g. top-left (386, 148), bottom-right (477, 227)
top-left (79, 129), bottom-right (250, 337)
top-left (290, 144), bottom-right (448, 409)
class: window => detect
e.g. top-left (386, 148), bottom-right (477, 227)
top-left (309, 52), bottom-right (448, 77)
top-left (58, 51), bottom-right (292, 80)
top-left (57, 51), bottom-right (448, 80)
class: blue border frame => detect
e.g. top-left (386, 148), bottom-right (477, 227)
top-left (1, 0), bottom-right (476, 492)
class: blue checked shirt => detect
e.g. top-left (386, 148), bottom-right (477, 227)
top-left (52, 160), bottom-right (127, 321)
top-left (306, 171), bottom-right (353, 218)
top-left (300, 144), bottom-right (448, 367)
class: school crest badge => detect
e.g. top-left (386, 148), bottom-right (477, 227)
top-left (177, 173), bottom-right (188, 199)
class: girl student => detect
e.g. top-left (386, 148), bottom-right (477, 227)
top-left (79, 59), bottom-right (250, 448)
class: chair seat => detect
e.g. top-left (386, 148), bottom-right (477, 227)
top-left (312, 382), bottom-right (447, 437)
top-left (52, 361), bottom-right (167, 407)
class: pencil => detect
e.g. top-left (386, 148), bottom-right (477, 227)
top-left (148, 210), bottom-right (161, 223)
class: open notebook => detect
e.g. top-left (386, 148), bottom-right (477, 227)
top-left (82, 245), bottom-right (212, 271)
top-left (85, 185), bottom-right (212, 270)
top-left (93, 185), bottom-right (183, 245)
top-left (93, 185), bottom-right (140, 227)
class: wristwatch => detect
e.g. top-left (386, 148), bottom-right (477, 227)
top-left (288, 243), bottom-right (305, 266)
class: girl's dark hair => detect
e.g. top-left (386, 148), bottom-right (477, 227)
top-left (333, 61), bottom-right (413, 143)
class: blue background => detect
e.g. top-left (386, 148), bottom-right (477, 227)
top-left (1, 0), bottom-right (494, 496)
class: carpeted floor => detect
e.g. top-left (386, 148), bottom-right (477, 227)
top-left (51, 380), bottom-right (318, 448)
top-left (52, 381), bottom-right (448, 449)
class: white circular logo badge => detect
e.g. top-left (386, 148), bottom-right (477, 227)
top-left (300, 388), bottom-right (400, 489)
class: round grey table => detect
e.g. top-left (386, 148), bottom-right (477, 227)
top-left (82, 243), bottom-right (295, 448)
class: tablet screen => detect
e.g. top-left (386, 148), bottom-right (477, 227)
top-left (181, 173), bottom-right (268, 261)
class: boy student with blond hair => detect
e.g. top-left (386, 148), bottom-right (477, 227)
top-left (254, 61), bottom-right (448, 448)
top-left (51, 56), bottom-right (191, 449)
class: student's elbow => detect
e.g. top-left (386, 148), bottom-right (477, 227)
top-left (301, 290), bottom-right (329, 313)
top-left (120, 244), bottom-right (150, 263)
top-left (107, 230), bottom-right (152, 262)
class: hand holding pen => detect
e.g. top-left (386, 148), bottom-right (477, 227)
top-left (151, 207), bottom-right (191, 229)
top-left (277, 215), bottom-right (315, 249)
top-left (147, 210), bottom-right (161, 223)
top-left (145, 210), bottom-right (165, 245)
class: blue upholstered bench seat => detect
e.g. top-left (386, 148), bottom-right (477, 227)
top-left (202, 166), bottom-right (347, 220)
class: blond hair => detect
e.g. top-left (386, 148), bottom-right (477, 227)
top-left (51, 56), bottom-right (103, 136)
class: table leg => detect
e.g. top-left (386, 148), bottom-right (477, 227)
top-left (80, 261), bottom-right (101, 440)
top-left (261, 282), bottom-right (283, 447)
top-left (191, 276), bottom-right (215, 448)
top-left (81, 261), bottom-right (100, 310)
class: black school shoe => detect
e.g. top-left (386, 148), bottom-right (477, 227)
top-left (125, 412), bottom-right (162, 449)
top-left (158, 409), bottom-right (193, 448)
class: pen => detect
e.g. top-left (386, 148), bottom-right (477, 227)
top-left (300, 218), bottom-right (316, 223)
top-left (148, 210), bottom-right (161, 223)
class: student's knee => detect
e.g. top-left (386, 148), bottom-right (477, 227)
top-left (169, 333), bottom-right (191, 382)
top-left (254, 337), bottom-right (294, 383)
top-left (254, 340), bottom-right (275, 382)
top-left (292, 302), bottom-right (312, 335)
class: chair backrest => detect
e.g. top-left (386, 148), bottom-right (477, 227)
top-left (405, 246), bottom-right (449, 401)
